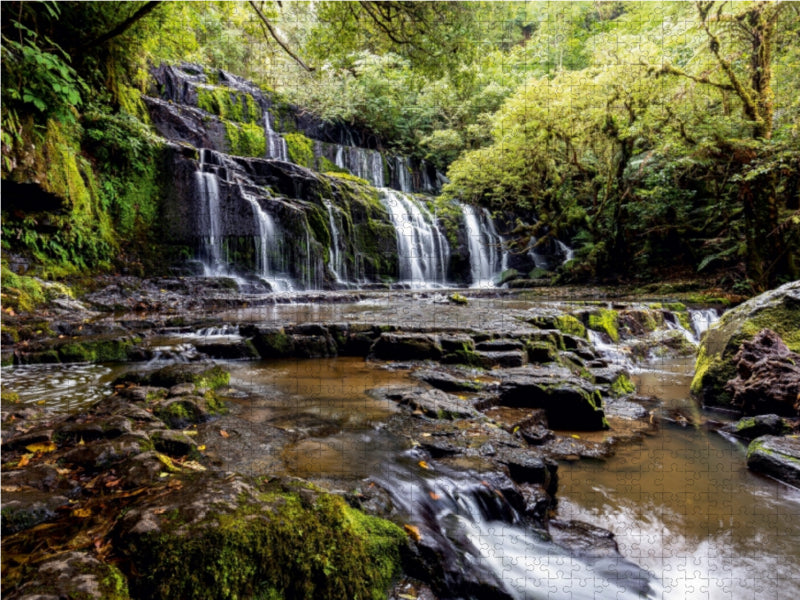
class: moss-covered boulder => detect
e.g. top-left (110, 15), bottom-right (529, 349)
top-left (116, 475), bottom-right (406, 600)
top-left (692, 281), bottom-right (800, 410)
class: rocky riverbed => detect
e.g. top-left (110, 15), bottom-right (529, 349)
top-left (2, 279), bottom-right (799, 599)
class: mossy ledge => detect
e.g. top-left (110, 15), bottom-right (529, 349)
top-left (120, 477), bottom-right (405, 600)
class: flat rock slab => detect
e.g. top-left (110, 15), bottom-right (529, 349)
top-left (413, 369), bottom-right (483, 392)
top-left (746, 434), bottom-right (800, 488)
top-left (381, 387), bottom-right (478, 420)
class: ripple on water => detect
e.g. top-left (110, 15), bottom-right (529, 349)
top-left (1, 363), bottom-right (122, 413)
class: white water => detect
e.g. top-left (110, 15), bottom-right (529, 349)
top-left (333, 145), bottom-right (385, 187)
top-left (393, 156), bottom-right (414, 192)
top-left (240, 190), bottom-right (294, 292)
top-left (379, 189), bottom-right (450, 287)
top-left (265, 113), bottom-right (289, 161)
top-left (196, 149), bottom-right (225, 276)
top-left (462, 204), bottom-right (506, 287)
top-left (323, 199), bottom-right (348, 284)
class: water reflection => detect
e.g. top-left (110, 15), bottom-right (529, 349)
top-left (558, 358), bottom-right (800, 599)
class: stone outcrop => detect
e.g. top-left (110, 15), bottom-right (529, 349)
top-left (692, 281), bottom-right (800, 410)
top-left (746, 435), bottom-right (800, 488)
top-left (724, 329), bottom-right (800, 416)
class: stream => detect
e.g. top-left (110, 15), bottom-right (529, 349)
top-left (2, 304), bottom-right (799, 599)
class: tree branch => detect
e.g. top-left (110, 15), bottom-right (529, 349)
top-left (248, 0), bottom-right (315, 72)
top-left (77, 1), bottom-right (161, 50)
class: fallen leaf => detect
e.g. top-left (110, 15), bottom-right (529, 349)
top-left (417, 460), bottom-right (430, 470)
top-left (17, 453), bottom-right (32, 468)
top-left (72, 507), bottom-right (92, 518)
top-left (25, 441), bottom-right (57, 453)
top-left (181, 430), bottom-right (198, 436)
top-left (429, 492), bottom-right (441, 501)
top-left (197, 444), bottom-right (206, 451)
top-left (571, 434), bottom-right (581, 439)
top-left (403, 524), bottom-right (421, 541)
top-left (219, 430), bottom-right (229, 438)
top-left (153, 507), bottom-right (168, 515)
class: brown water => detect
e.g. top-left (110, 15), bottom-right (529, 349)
top-left (224, 357), bottom-right (411, 480)
top-left (558, 358), bottom-right (800, 600)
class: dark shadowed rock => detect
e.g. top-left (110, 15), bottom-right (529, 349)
top-left (413, 369), bottom-right (483, 392)
top-left (370, 333), bottom-right (443, 361)
top-left (721, 414), bottom-right (795, 441)
top-left (13, 551), bottom-right (129, 600)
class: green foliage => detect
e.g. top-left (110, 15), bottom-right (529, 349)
top-left (284, 132), bottom-right (315, 168)
top-left (587, 309), bottom-right (620, 343)
top-left (197, 86), bottom-right (262, 123)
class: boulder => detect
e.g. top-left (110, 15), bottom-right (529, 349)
top-left (413, 369), bottom-right (483, 392)
top-left (692, 281), bottom-right (800, 410)
top-left (746, 435), bottom-right (800, 488)
top-left (498, 371), bottom-right (608, 430)
top-left (382, 387), bottom-right (478, 420)
top-left (721, 414), bottom-right (795, 441)
top-left (724, 329), bottom-right (800, 416)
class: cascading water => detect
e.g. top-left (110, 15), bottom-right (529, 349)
top-left (372, 450), bottom-right (657, 600)
top-left (265, 113), bottom-right (289, 161)
top-left (393, 156), bottom-right (414, 193)
top-left (323, 199), bottom-right (347, 284)
top-left (196, 149), bottom-right (225, 275)
top-left (462, 204), bottom-right (507, 287)
top-left (379, 189), bottom-right (450, 287)
top-left (332, 145), bottom-right (385, 188)
top-left (239, 189), bottom-right (294, 292)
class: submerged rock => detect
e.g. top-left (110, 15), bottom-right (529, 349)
top-left (746, 434), bottom-right (800, 488)
top-left (721, 414), bottom-right (795, 441)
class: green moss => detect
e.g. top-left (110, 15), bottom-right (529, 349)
top-left (285, 132), bottom-right (315, 168)
top-left (320, 157), bottom-right (348, 173)
top-left (1, 390), bottom-right (20, 404)
top-left (553, 314), bottom-right (586, 339)
top-left (449, 293), bottom-right (468, 305)
top-left (128, 487), bottom-right (404, 600)
top-left (587, 308), bottom-right (620, 342)
top-left (610, 373), bottom-right (636, 396)
top-left (1, 266), bottom-right (46, 312)
top-left (193, 365), bottom-right (230, 390)
top-left (225, 121), bottom-right (267, 157)
top-left (325, 171), bottom-right (371, 186)
top-left (197, 86), bottom-right (261, 124)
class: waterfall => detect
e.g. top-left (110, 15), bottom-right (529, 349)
top-left (240, 190), bottom-right (294, 292)
top-left (462, 204), bottom-right (506, 287)
top-left (556, 239), bottom-right (574, 263)
top-left (265, 113), bottom-right (289, 161)
top-left (323, 200), bottom-right (347, 284)
top-left (379, 189), bottom-right (450, 287)
top-left (196, 149), bottom-right (224, 275)
top-left (393, 156), bottom-right (413, 193)
top-left (331, 144), bottom-right (385, 188)
top-left (690, 308), bottom-right (719, 339)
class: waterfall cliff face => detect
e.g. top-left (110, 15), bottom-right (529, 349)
top-left (146, 63), bottom-right (528, 290)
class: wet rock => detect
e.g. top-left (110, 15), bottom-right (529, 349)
top-left (725, 329), bottom-right (800, 416)
top-left (119, 450), bottom-right (167, 488)
top-left (520, 424), bottom-right (555, 445)
top-left (155, 397), bottom-right (204, 428)
top-left (383, 387), bottom-right (478, 420)
top-left (495, 450), bottom-right (558, 494)
top-left (196, 339), bottom-right (259, 360)
top-left (549, 519), bottom-right (620, 558)
top-left (1, 429), bottom-right (53, 451)
top-left (721, 414), bottom-right (794, 441)
top-left (746, 435), bottom-right (800, 487)
top-left (243, 325), bottom-right (296, 358)
top-left (413, 369), bottom-right (483, 392)
top-left (419, 438), bottom-right (463, 458)
top-left (290, 333), bottom-right (337, 358)
top-left (475, 339), bottom-right (524, 352)
top-left (14, 551), bottom-right (129, 600)
top-left (151, 430), bottom-right (198, 457)
top-left (60, 434), bottom-right (152, 470)
top-left (498, 371), bottom-right (608, 430)
top-left (474, 349), bottom-right (527, 368)
top-left (693, 280), bottom-right (800, 409)
top-left (439, 334), bottom-right (475, 353)
top-left (1, 490), bottom-right (68, 533)
top-left (518, 483), bottom-right (552, 523)
top-left (2, 463), bottom-right (65, 492)
top-left (371, 333), bottom-right (443, 361)
top-left (526, 341), bottom-right (559, 363)
top-left (168, 382), bottom-right (196, 397)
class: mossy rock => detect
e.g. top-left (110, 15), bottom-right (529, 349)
top-left (115, 363), bottom-right (230, 391)
top-left (692, 281), bottom-right (800, 409)
top-left (122, 477), bottom-right (405, 600)
top-left (586, 308), bottom-right (620, 343)
top-left (610, 373), bottom-right (636, 396)
top-left (553, 315), bottom-right (586, 339)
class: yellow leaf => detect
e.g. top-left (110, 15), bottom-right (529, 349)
top-left (571, 434), bottom-right (581, 439)
top-left (181, 430), bottom-right (198, 436)
top-left (35, 400), bottom-right (46, 406)
top-left (418, 460), bottom-right (430, 470)
top-left (71, 508), bottom-right (92, 518)
top-left (403, 524), bottom-right (421, 541)
top-left (219, 430), bottom-right (230, 438)
top-left (197, 445), bottom-right (206, 451)
top-left (25, 441), bottom-right (56, 453)
top-left (17, 454), bottom-right (32, 468)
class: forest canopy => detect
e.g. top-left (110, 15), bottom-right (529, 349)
top-left (1, 1), bottom-right (799, 291)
